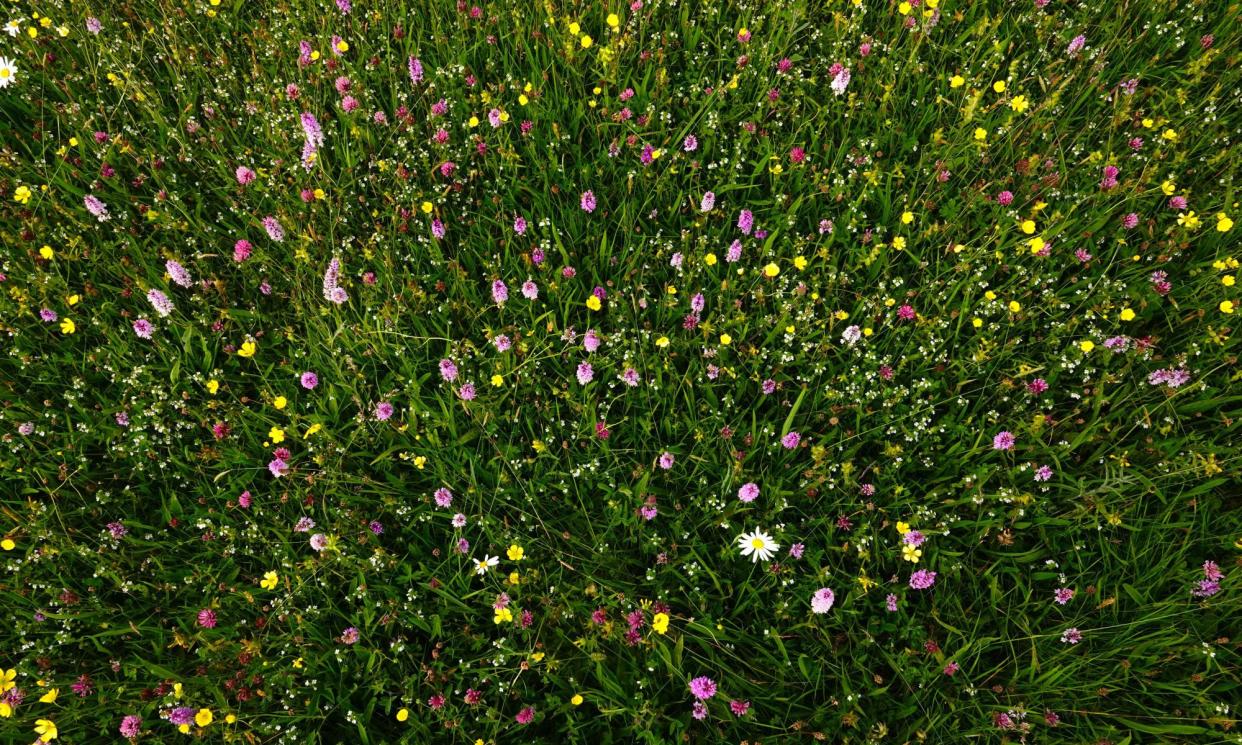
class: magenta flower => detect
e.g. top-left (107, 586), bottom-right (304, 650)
top-left (909, 569), bottom-right (937, 590)
top-left (492, 280), bottom-right (509, 304)
top-left (197, 609), bottom-right (217, 628)
top-left (119, 715), bottom-right (141, 738)
top-left (166, 259), bottom-right (193, 288)
top-left (737, 482), bottom-right (760, 503)
top-left (439, 359), bottom-right (459, 382)
top-left (580, 190), bottom-right (597, 213)
top-left (688, 676), bottom-right (717, 700)
top-left (262, 215), bottom-right (285, 241)
top-left (737, 209), bottom-right (754, 234)
top-left (780, 431), bottom-right (801, 449)
top-left (515, 706), bottom-right (535, 724)
top-left (300, 371), bottom-right (319, 389)
top-left (375, 402), bottom-right (394, 421)
top-left (992, 431), bottom-right (1016, 451)
top-left (811, 587), bottom-right (835, 614)
top-left (576, 362), bottom-right (594, 385)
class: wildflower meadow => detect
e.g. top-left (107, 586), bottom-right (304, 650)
top-left (2, 0), bottom-right (1241, 742)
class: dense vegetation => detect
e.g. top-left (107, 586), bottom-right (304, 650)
top-left (1, 0), bottom-right (1240, 742)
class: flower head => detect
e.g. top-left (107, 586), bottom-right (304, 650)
top-left (737, 528), bottom-right (779, 562)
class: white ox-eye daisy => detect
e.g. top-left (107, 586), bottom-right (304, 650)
top-left (473, 555), bottom-right (499, 576)
top-left (737, 528), bottom-right (780, 563)
top-left (0, 57), bottom-right (17, 88)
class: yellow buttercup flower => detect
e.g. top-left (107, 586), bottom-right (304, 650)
top-left (704, 253), bottom-right (717, 266)
top-left (1020, 220), bottom-right (1036, 235)
top-left (655, 336), bottom-right (669, 347)
top-left (1008, 301), bottom-right (1021, 313)
top-left (1119, 308), bottom-right (1135, 321)
top-left (585, 295), bottom-right (602, 311)
top-left (992, 80), bottom-right (1006, 93)
top-left (891, 236), bottom-right (906, 251)
top-left (34, 719), bottom-right (58, 741)
top-left (1009, 94), bottom-right (1029, 113)
top-left (896, 521), bottom-right (911, 535)
top-left (39, 688), bottom-right (59, 703)
top-left (59, 318), bottom-right (76, 334)
top-left (720, 333), bottom-right (732, 346)
top-left (901, 210), bottom-right (914, 225)
top-left (13, 185), bottom-right (32, 204)
top-left (491, 374), bottom-right (503, 387)
top-left (396, 708), bottom-right (409, 722)
top-left (1215, 213), bottom-right (1233, 232)
top-left (763, 262), bottom-right (779, 277)
top-left (0, 538), bottom-right (14, 551)
top-left (238, 340), bottom-right (256, 357)
top-left (493, 607), bottom-right (513, 624)
top-left (273, 395), bottom-right (286, 409)
top-left (196, 708), bottom-right (213, 727)
top-left (571, 693), bottom-right (584, 706)
top-left (39, 245), bottom-right (54, 260)
top-left (607, 13), bottom-right (619, 27)
top-left (268, 427), bottom-right (285, 444)
top-left (506, 544), bottom-right (525, 561)
top-left (1220, 300), bottom-right (1235, 314)
top-left (949, 74), bottom-right (965, 88)
top-left (1079, 340), bottom-right (1095, 353)
top-left (206, 380), bottom-right (220, 395)
top-left (260, 571), bottom-right (279, 590)
top-left (652, 612), bottom-right (670, 635)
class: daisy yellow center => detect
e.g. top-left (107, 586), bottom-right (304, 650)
top-left (0, 70), bottom-right (9, 78)
top-left (751, 538), bottom-right (765, 549)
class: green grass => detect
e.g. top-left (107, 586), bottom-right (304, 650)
top-left (1, 0), bottom-right (1240, 742)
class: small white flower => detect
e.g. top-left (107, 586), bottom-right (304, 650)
top-left (737, 528), bottom-right (780, 563)
top-left (473, 555), bottom-right (499, 576)
top-left (3, 20), bottom-right (20, 38)
top-left (0, 56), bottom-right (17, 88)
